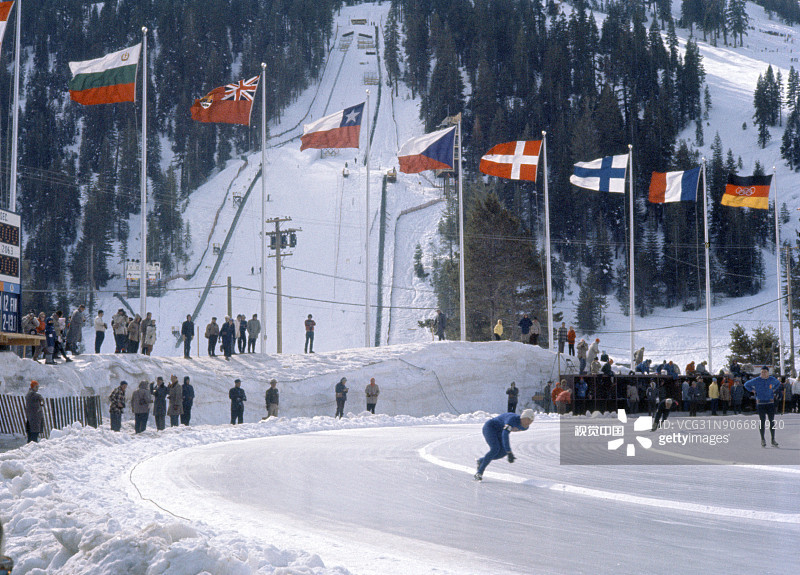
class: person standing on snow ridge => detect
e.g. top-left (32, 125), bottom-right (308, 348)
top-left (247, 314), bottom-right (261, 353)
top-left (265, 379), bottom-right (279, 418)
top-left (150, 377), bottom-right (168, 431)
top-left (131, 381), bottom-right (153, 434)
top-left (744, 367), bottom-right (781, 447)
top-left (229, 379), bottom-right (247, 424)
top-left (167, 375), bottom-right (183, 427)
top-left (365, 378), bottom-right (380, 414)
top-left (335, 377), bottom-right (348, 418)
top-left (434, 309), bottom-right (447, 341)
top-left (567, 326), bottom-right (576, 356)
top-left (181, 314), bottom-right (195, 359)
top-left (220, 316), bottom-right (236, 360)
top-left (94, 310), bottom-right (107, 353)
top-left (108, 381), bottom-right (128, 432)
top-left (506, 382), bottom-right (519, 413)
top-left (493, 319), bottom-right (503, 340)
top-left (305, 314), bottom-right (316, 353)
top-left (474, 409), bottom-right (535, 481)
top-left (25, 381), bottom-right (45, 443)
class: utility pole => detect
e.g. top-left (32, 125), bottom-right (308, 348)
top-left (227, 276), bottom-right (232, 319)
top-left (787, 245), bottom-right (795, 374)
top-left (266, 217), bottom-right (301, 354)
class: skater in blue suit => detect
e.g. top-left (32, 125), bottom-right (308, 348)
top-left (475, 409), bottom-right (535, 481)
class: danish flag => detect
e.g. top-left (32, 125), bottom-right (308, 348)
top-left (479, 140), bottom-right (542, 181)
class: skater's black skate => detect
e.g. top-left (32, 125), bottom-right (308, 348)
top-left (771, 439), bottom-right (779, 447)
top-left (761, 438), bottom-right (767, 448)
top-left (474, 472), bottom-right (482, 481)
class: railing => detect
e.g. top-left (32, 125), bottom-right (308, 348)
top-left (0, 395), bottom-right (102, 438)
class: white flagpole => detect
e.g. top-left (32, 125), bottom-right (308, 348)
top-left (628, 145), bottom-right (635, 370)
top-left (9, 0), bottom-right (20, 211)
top-left (139, 27), bottom-right (148, 321)
top-left (774, 166), bottom-right (785, 375)
top-left (260, 63), bottom-right (267, 354)
top-left (702, 159), bottom-right (713, 373)
top-left (542, 131), bottom-right (553, 351)
top-left (365, 90), bottom-right (371, 347)
top-left (458, 115), bottom-right (466, 341)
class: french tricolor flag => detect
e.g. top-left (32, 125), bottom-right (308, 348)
top-left (648, 167), bottom-right (701, 203)
top-left (300, 103), bottom-right (364, 151)
top-left (398, 126), bottom-right (456, 173)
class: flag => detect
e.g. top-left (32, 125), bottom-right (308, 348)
top-left (648, 167), bottom-right (701, 203)
top-left (721, 174), bottom-right (772, 209)
top-left (68, 44), bottom-right (141, 105)
top-left (569, 154), bottom-right (629, 193)
top-left (191, 76), bottom-right (259, 126)
top-left (0, 2), bottom-right (13, 53)
top-left (479, 140), bottom-right (541, 181)
top-left (397, 126), bottom-right (456, 173)
top-left (300, 103), bottom-right (364, 150)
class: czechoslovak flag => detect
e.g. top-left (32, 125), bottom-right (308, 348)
top-left (569, 154), bottom-right (628, 193)
top-left (397, 126), bottom-right (456, 173)
top-left (479, 140), bottom-right (541, 181)
top-left (300, 103), bottom-right (364, 150)
top-left (0, 2), bottom-right (13, 54)
top-left (648, 167), bottom-right (700, 203)
top-left (68, 44), bottom-right (141, 106)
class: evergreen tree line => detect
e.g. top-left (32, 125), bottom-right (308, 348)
top-left (389, 0), bottom-right (773, 338)
top-left (0, 0), bottom-right (337, 313)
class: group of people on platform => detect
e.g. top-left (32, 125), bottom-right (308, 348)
top-left (20, 306), bottom-right (87, 363)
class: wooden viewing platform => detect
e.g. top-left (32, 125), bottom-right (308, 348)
top-left (0, 332), bottom-right (45, 346)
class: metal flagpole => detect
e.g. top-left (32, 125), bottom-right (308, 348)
top-left (365, 90), bottom-right (371, 347)
top-left (702, 159), bottom-right (713, 372)
top-left (457, 115), bottom-right (466, 341)
top-left (260, 63), bottom-right (267, 354)
top-left (628, 145), bottom-right (635, 370)
top-left (9, 0), bottom-right (21, 211)
top-left (774, 166), bottom-right (785, 375)
top-left (542, 132), bottom-right (553, 351)
top-left (139, 27), bottom-right (148, 321)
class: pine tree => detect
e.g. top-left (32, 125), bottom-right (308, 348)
top-left (384, 6), bottom-right (402, 96)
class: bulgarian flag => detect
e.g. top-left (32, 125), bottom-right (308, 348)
top-left (68, 43), bottom-right (141, 106)
top-left (0, 2), bottom-right (13, 54)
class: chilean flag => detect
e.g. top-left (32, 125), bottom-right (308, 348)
top-left (480, 140), bottom-right (541, 181)
top-left (648, 167), bottom-right (701, 203)
top-left (300, 103), bottom-right (364, 150)
top-left (398, 126), bottom-right (456, 173)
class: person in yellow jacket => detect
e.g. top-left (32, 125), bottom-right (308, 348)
top-left (708, 377), bottom-right (720, 415)
top-left (493, 320), bottom-right (503, 340)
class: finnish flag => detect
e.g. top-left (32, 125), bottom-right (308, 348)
top-left (569, 154), bottom-right (629, 193)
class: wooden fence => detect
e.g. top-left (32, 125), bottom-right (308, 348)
top-left (0, 395), bottom-right (102, 438)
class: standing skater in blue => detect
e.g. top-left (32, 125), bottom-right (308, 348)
top-left (744, 366), bottom-right (781, 447)
top-left (475, 409), bottom-right (535, 481)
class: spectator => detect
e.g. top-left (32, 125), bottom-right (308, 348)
top-left (25, 381), bottom-right (44, 443)
top-left (590, 358), bottom-right (602, 375)
top-left (247, 314), bottom-right (261, 353)
top-left (633, 347), bottom-right (645, 367)
top-left (305, 314), bottom-right (316, 353)
top-left (150, 377), bottom-right (168, 431)
top-left (493, 319), bottom-right (503, 341)
top-left (587, 338), bottom-right (600, 363)
top-left (518, 314), bottom-right (532, 343)
top-left (695, 377), bottom-right (707, 412)
top-left (126, 314), bottom-right (141, 353)
top-left (695, 361), bottom-right (709, 375)
top-left (434, 309), bottom-right (446, 341)
top-left (574, 378), bottom-right (588, 415)
top-left (720, 376), bottom-right (731, 415)
top-left (142, 320), bottom-right (157, 356)
top-left (94, 310), bottom-right (107, 353)
top-left (335, 377), bottom-right (348, 418)
top-left (685, 361), bottom-right (696, 376)
top-left (265, 379), bottom-right (279, 418)
top-left (637, 359), bottom-right (652, 374)
top-left (688, 382), bottom-right (700, 416)
top-left (557, 322), bottom-right (567, 353)
top-left (220, 316), bottom-right (235, 360)
top-left (237, 314), bottom-right (247, 354)
top-left (601, 358), bottom-right (614, 378)
top-left (627, 382), bottom-right (639, 414)
top-left (131, 381), bottom-right (153, 434)
top-left (530, 316), bottom-right (541, 345)
top-left (730, 361), bottom-right (742, 378)
top-left (109, 381), bottom-right (128, 432)
top-left (167, 375), bottom-right (183, 427)
top-left (44, 317), bottom-right (57, 364)
top-left (551, 380), bottom-right (564, 407)
top-left (577, 339), bottom-right (588, 374)
top-left (365, 377), bottom-right (380, 414)
top-left (646, 381), bottom-right (658, 416)
top-left (650, 398), bottom-right (678, 431)
top-left (111, 309), bottom-right (128, 353)
top-left (205, 317), bottom-right (219, 356)
top-left (181, 376), bottom-right (194, 425)
top-left (21, 311), bottom-right (39, 359)
top-left (681, 379), bottom-right (691, 412)
top-left (542, 381), bottom-right (551, 414)
top-left (139, 312), bottom-right (153, 354)
top-left (708, 378), bottom-right (720, 416)
top-left (793, 376), bottom-right (800, 413)
top-left (506, 382), bottom-right (519, 413)
top-left (567, 326), bottom-right (576, 356)
top-left (555, 387), bottom-right (572, 414)
top-left (66, 304), bottom-right (86, 355)
top-left (744, 367), bottom-right (781, 447)
top-left (181, 314), bottom-right (195, 359)
top-left (731, 378), bottom-right (745, 414)
top-left (229, 379), bottom-right (247, 424)
top-left (52, 311), bottom-right (71, 362)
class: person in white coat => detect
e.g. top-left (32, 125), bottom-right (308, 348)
top-left (142, 320), bottom-right (157, 356)
top-left (94, 310), bottom-right (107, 353)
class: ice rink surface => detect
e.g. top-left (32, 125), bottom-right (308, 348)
top-left (133, 418), bottom-right (800, 575)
